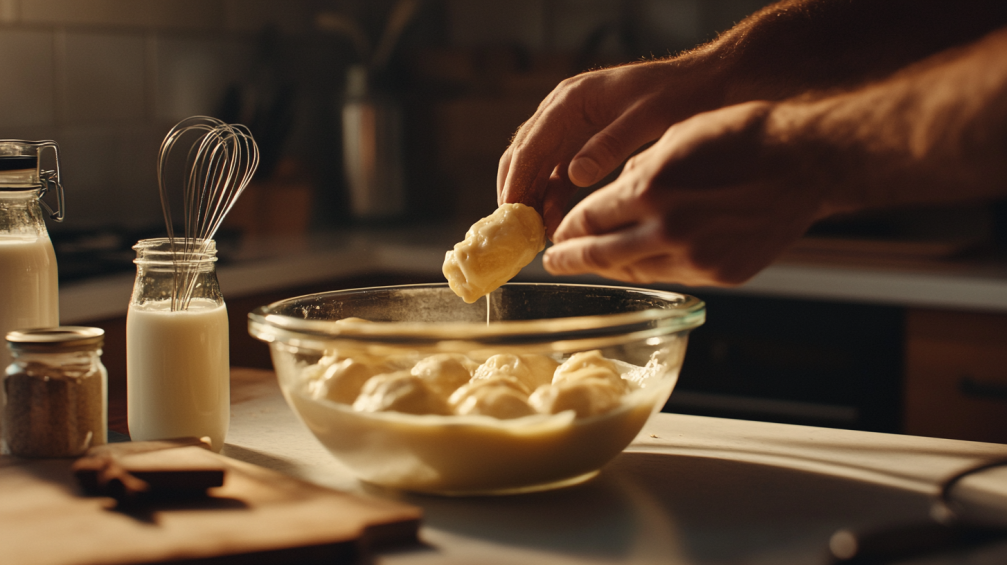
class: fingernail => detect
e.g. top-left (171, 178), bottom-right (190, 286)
top-left (570, 157), bottom-right (600, 185)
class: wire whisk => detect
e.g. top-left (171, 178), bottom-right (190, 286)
top-left (157, 116), bottom-right (259, 311)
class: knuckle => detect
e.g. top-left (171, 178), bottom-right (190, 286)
top-left (550, 76), bottom-right (587, 107)
top-left (508, 121), bottom-right (528, 144)
top-left (498, 149), bottom-right (512, 168)
top-left (507, 145), bottom-right (533, 171)
top-left (633, 176), bottom-right (664, 208)
top-left (556, 75), bottom-right (582, 90)
top-left (577, 243), bottom-right (612, 271)
top-left (622, 153), bottom-right (641, 172)
top-left (559, 70), bottom-right (601, 91)
top-left (577, 209), bottom-right (607, 238)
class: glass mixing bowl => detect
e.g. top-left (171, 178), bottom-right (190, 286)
top-left (248, 282), bottom-right (705, 495)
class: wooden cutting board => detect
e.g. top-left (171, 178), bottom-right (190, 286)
top-left (0, 446), bottom-right (421, 565)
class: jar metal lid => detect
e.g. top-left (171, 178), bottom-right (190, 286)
top-left (6, 327), bottom-right (104, 352)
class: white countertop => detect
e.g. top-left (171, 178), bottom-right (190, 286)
top-left (59, 226), bottom-right (1007, 324)
top-left (224, 368), bottom-right (1007, 564)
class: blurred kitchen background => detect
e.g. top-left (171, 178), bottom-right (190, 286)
top-left (5, 0), bottom-right (1001, 268)
top-left (1, 0), bottom-right (784, 240)
top-left (6, 0), bottom-right (1007, 443)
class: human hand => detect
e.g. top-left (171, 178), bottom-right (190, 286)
top-left (497, 58), bottom-right (720, 236)
top-left (542, 101), bottom-right (830, 286)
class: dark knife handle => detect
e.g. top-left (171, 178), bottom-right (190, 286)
top-left (959, 375), bottom-right (1007, 401)
top-left (827, 520), bottom-right (1007, 564)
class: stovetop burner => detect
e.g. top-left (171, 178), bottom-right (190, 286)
top-left (50, 228), bottom-right (241, 284)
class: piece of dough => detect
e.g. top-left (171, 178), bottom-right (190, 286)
top-left (352, 371), bottom-right (453, 415)
top-left (443, 203), bottom-right (546, 303)
top-left (410, 353), bottom-right (478, 399)
top-left (529, 378), bottom-right (624, 418)
top-left (472, 353), bottom-right (555, 394)
top-left (521, 354), bottom-right (561, 384)
top-left (449, 376), bottom-right (531, 404)
top-left (450, 381), bottom-right (536, 419)
top-left (553, 350), bottom-right (628, 392)
top-left (309, 357), bottom-right (393, 404)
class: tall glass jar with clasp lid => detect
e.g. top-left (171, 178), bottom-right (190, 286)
top-left (0, 140), bottom-right (64, 371)
top-left (126, 238), bottom-right (229, 452)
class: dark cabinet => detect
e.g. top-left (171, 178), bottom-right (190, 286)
top-left (665, 294), bottom-right (904, 432)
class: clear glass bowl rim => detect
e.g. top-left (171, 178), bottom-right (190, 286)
top-left (248, 282), bottom-right (706, 348)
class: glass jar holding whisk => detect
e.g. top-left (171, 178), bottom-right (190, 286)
top-left (126, 238), bottom-right (229, 452)
top-left (126, 117), bottom-right (258, 452)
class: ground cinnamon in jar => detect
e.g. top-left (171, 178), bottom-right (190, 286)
top-left (2, 327), bottom-right (107, 457)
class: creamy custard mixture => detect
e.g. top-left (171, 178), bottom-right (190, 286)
top-left (302, 348), bottom-right (640, 420)
top-left (442, 203), bottom-right (545, 303)
top-left (289, 341), bottom-right (673, 493)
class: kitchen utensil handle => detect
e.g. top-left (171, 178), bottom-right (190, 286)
top-left (828, 520), bottom-right (1007, 564)
top-left (959, 375), bottom-right (1007, 401)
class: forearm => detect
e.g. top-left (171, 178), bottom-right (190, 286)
top-left (768, 25), bottom-right (1007, 216)
top-left (499, 0), bottom-right (1007, 220)
top-left (687, 0), bottom-right (1007, 106)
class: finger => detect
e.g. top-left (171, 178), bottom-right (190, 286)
top-left (543, 218), bottom-right (674, 277)
top-left (552, 170), bottom-right (651, 242)
top-left (502, 154), bottom-right (555, 212)
top-left (568, 104), bottom-right (667, 187)
top-left (497, 147), bottom-right (513, 205)
top-left (501, 108), bottom-right (597, 209)
top-left (615, 253), bottom-right (721, 287)
top-left (546, 234), bottom-right (721, 286)
top-left (540, 163), bottom-right (581, 238)
top-left (607, 254), bottom-right (680, 285)
top-left (508, 84), bottom-right (563, 148)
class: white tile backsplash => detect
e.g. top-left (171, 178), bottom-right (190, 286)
top-left (110, 124), bottom-right (163, 229)
top-left (53, 126), bottom-right (121, 227)
top-left (154, 35), bottom-right (252, 122)
top-left (53, 123), bottom-right (163, 229)
top-left (0, 0), bottom-right (19, 23)
top-left (21, 0), bottom-right (150, 27)
top-left (21, 0), bottom-right (224, 29)
top-left (222, 0), bottom-right (312, 34)
top-left (0, 0), bottom-right (772, 233)
top-left (550, 0), bottom-right (621, 53)
top-left (0, 125), bottom-right (56, 143)
top-left (0, 29), bottom-right (55, 128)
top-left (150, 0), bottom-right (223, 30)
top-left (447, 0), bottom-right (546, 50)
top-left (63, 31), bottom-right (146, 123)
top-left (640, 0), bottom-right (702, 46)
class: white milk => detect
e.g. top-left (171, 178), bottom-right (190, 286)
top-left (126, 298), bottom-right (229, 451)
top-left (0, 236), bottom-right (59, 369)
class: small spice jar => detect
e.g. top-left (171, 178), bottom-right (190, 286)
top-left (2, 327), bottom-right (107, 457)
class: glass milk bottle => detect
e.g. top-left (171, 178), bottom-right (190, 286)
top-left (126, 238), bottom-right (229, 452)
top-left (0, 140), bottom-right (63, 371)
